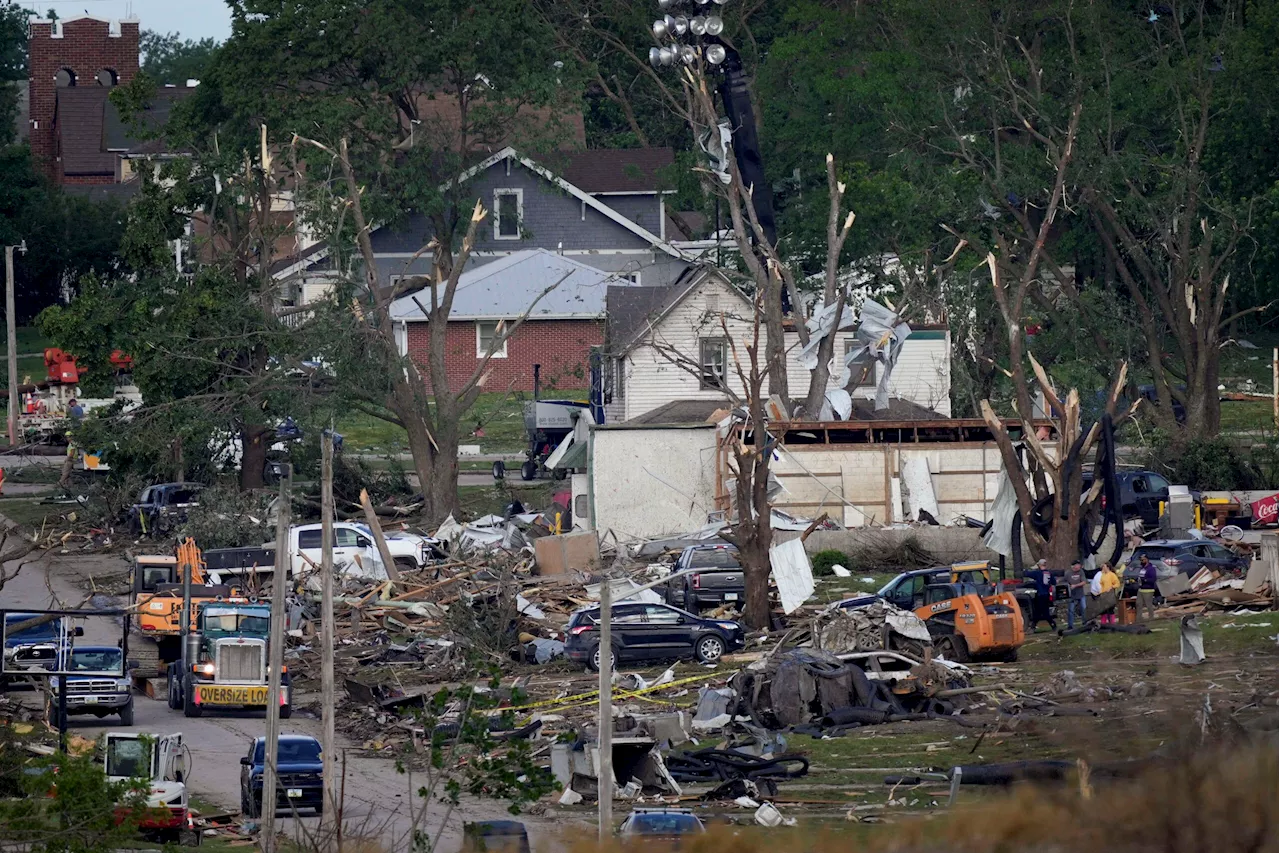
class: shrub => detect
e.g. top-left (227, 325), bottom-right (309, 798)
top-left (811, 549), bottom-right (849, 577)
top-left (1147, 435), bottom-right (1278, 490)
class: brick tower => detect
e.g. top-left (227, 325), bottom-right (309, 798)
top-left (27, 16), bottom-right (140, 181)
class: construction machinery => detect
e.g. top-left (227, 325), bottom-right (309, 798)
top-left (913, 583), bottom-right (1025, 663)
top-left (166, 600), bottom-right (288, 719)
top-left (129, 539), bottom-right (248, 694)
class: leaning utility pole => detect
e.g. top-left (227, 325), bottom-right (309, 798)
top-left (4, 243), bottom-right (19, 448)
top-left (262, 467), bottom-right (292, 853)
top-left (319, 433), bottom-right (338, 828)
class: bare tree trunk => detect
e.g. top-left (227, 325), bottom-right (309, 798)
top-left (240, 425), bottom-right (269, 491)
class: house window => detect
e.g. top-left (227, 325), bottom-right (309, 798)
top-left (493, 189), bottom-right (522, 240)
top-left (700, 338), bottom-right (727, 390)
top-left (476, 321), bottom-right (507, 358)
top-left (618, 271), bottom-right (641, 285)
top-left (844, 340), bottom-right (876, 389)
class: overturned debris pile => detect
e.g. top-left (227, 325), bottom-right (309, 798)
top-left (810, 600), bottom-right (934, 658)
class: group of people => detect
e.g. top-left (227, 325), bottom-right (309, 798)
top-left (1024, 554), bottom-right (1160, 632)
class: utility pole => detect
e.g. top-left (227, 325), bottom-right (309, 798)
top-left (319, 433), bottom-right (338, 830)
top-left (596, 579), bottom-right (612, 842)
top-left (262, 466), bottom-right (292, 853)
top-left (4, 242), bottom-right (23, 448)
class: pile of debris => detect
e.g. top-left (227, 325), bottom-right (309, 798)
top-left (1156, 562), bottom-right (1276, 617)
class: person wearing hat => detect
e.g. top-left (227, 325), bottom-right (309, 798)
top-left (1136, 554), bottom-right (1159, 622)
top-left (1023, 558), bottom-right (1058, 632)
top-left (1063, 558), bottom-right (1087, 630)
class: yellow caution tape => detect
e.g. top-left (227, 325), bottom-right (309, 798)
top-left (489, 670), bottom-right (725, 717)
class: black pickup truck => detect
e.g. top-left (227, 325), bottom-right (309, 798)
top-left (664, 544), bottom-right (745, 612)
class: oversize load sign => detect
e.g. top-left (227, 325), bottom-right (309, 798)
top-left (197, 684), bottom-right (269, 705)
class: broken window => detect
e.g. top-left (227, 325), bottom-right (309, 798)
top-left (843, 340), bottom-right (876, 389)
top-left (476, 321), bottom-right (507, 358)
top-left (493, 189), bottom-right (522, 240)
top-left (700, 338), bottom-right (727, 390)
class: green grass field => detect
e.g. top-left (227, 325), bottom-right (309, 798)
top-left (0, 327), bottom-right (51, 384)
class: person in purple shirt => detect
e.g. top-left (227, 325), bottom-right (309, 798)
top-left (1136, 554), bottom-right (1159, 622)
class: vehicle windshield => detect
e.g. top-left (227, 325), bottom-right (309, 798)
top-left (255, 739), bottom-right (321, 763)
top-left (625, 813), bottom-right (703, 835)
top-left (202, 608), bottom-right (270, 637)
top-left (5, 615), bottom-right (58, 643)
top-left (71, 648), bottom-right (122, 672)
top-left (876, 574), bottom-right (908, 597)
top-left (689, 549), bottom-right (739, 569)
top-left (106, 738), bottom-right (151, 779)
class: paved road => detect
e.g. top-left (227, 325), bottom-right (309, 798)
top-left (1, 547), bottom-right (581, 851)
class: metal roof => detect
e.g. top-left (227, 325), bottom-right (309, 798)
top-left (389, 249), bottom-right (639, 321)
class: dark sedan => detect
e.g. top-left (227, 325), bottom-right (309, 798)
top-left (565, 603), bottom-right (744, 671)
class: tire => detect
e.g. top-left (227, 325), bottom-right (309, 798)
top-left (280, 703), bottom-right (292, 720)
top-left (1000, 648), bottom-right (1020, 663)
top-left (587, 644), bottom-right (616, 673)
top-left (935, 634), bottom-right (971, 664)
top-left (118, 699), bottom-right (134, 726)
top-left (314, 799), bottom-right (323, 816)
top-left (694, 635), bottom-right (725, 664)
top-left (520, 460), bottom-right (538, 481)
top-left (167, 674), bottom-right (181, 710)
top-left (183, 684), bottom-right (203, 718)
top-left (492, 460), bottom-right (505, 480)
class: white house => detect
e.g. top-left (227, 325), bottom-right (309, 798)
top-left (604, 268), bottom-right (952, 424)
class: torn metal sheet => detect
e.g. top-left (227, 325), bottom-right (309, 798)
top-left (840, 299), bottom-right (911, 410)
top-left (769, 538), bottom-right (815, 614)
top-left (825, 388), bottom-right (853, 421)
top-left (797, 300), bottom-right (856, 371)
top-left (982, 467), bottom-right (1019, 559)
top-left (900, 458), bottom-right (940, 522)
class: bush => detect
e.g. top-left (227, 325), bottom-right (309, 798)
top-left (1147, 435), bottom-right (1279, 490)
top-left (811, 549), bottom-right (849, 577)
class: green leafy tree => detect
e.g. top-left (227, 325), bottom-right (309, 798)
top-left (173, 0), bottom-right (582, 521)
top-left (139, 30), bottom-right (220, 85)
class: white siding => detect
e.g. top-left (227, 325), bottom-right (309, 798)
top-left (617, 272), bottom-right (953, 422)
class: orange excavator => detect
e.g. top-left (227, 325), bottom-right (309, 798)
top-left (130, 539), bottom-right (250, 694)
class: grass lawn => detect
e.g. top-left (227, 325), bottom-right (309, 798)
top-left (1219, 399), bottom-right (1275, 433)
top-left (0, 326), bottom-right (51, 382)
top-left (336, 389), bottom-right (588, 456)
top-left (0, 496), bottom-right (65, 531)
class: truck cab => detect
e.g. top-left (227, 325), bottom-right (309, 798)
top-left (2, 612), bottom-right (82, 685)
top-left (166, 603), bottom-right (289, 719)
top-left (103, 731), bottom-right (191, 840)
top-left (128, 483), bottom-right (204, 537)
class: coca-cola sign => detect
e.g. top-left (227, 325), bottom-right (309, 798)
top-left (1252, 493), bottom-right (1279, 526)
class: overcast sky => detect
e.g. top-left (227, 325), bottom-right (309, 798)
top-left (19, 0), bottom-right (232, 41)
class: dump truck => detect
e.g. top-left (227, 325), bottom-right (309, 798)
top-left (165, 601), bottom-right (289, 719)
top-left (913, 582), bottom-right (1025, 663)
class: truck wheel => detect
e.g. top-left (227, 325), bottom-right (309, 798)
top-left (492, 460), bottom-right (505, 480)
top-left (520, 460), bottom-right (538, 481)
top-left (183, 685), bottom-right (203, 718)
top-left (167, 674), bottom-right (180, 710)
top-left (118, 699), bottom-right (135, 726)
top-left (280, 703), bottom-right (292, 720)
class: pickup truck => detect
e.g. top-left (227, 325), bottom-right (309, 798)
top-left (128, 483), bottom-right (204, 537)
top-left (664, 544), bottom-right (745, 612)
top-left (240, 734), bottom-right (324, 817)
top-left (48, 645), bottom-right (135, 726)
top-left (202, 522), bottom-right (445, 585)
top-left (2, 612), bottom-right (82, 685)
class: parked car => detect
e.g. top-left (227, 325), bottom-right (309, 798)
top-left (240, 734), bottom-right (324, 818)
top-left (461, 820), bottom-right (530, 853)
top-left (1079, 469), bottom-right (1204, 528)
top-left (618, 807), bottom-right (706, 839)
top-left (1129, 539), bottom-right (1250, 579)
top-left (47, 645), bottom-right (135, 726)
top-left (2, 612), bottom-right (82, 685)
top-left (128, 483), bottom-right (204, 537)
top-left (664, 544), bottom-right (744, 612)
top-left (565, 603), bottom-right (744, 671)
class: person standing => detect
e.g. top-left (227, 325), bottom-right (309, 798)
top-left (1096, 561), bottom-right (1121, 625)
top-left (1064, 559), bottom-right (1087, 630)
top-left (1024, 558), bottom-right (1058, 632)
top-left (1137, 555), bottom-right (1158, 622)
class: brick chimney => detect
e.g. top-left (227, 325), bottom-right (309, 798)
top-left (27, 16), bottom-right (140, 181)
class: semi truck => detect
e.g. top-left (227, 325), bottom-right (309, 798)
top-left (165, 602), bottom-right (289, 719)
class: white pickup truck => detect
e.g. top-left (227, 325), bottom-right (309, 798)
top-left (202, 522), bottom-right (444, 584)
